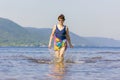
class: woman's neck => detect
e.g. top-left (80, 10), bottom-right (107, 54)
top-left (58, 23), bottom-right (64, 27)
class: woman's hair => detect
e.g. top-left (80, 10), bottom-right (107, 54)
top-left (58, 14), bottom-right (65, 21)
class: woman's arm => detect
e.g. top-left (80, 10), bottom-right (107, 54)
top-left (66, 26), bottom-right (73, 48)
top-left (48, 25), bottom-right (56, 48)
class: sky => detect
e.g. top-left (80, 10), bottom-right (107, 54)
top-left (0, 0), bottom-right (120, 40)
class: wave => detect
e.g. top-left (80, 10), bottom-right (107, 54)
top-left (0, 54), bottom-right (120, 65)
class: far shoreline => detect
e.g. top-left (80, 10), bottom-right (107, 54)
top-left (0, 46), bottom-right (120, 49)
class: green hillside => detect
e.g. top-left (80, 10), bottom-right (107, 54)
top-left (0, 18), bottom-right (30, 39)
top-left (0, 18), bottom-right (34, 46)
top-left (0, 17), bottom-right (120, 47)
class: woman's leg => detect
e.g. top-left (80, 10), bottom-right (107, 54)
top-left (55, 51), bottom-right (60, 58)
top-left (57, 47), bottom-right (66, 62)
top-left (54, 48), bottom-right (65, 63)
top-left (59, 47), bottom-right (66, 58)
top-left (59, 41), bottom-right (67, 58)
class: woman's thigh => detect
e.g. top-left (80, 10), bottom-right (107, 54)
top-left (59, 47), bottom-right (66, 57)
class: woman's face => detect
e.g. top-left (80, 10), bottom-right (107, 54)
top-left (58, 19), bottom-right (64, 24)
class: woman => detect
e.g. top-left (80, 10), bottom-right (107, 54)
top-left (48, 14), bottom-right (73, 62)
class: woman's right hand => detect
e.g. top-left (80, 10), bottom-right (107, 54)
top-left (70, 44), bottom-right (73, 48)
top-left (48, 43), bottom-right (52, 49)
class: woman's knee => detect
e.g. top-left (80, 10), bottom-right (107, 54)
top-left (60, 47), bottom-right (66, 56)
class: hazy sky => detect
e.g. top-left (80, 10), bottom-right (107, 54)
top-left (0, 0), bottom-right (120, 40)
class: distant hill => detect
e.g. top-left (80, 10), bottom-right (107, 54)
top-left (0, 18), bottom-right (35, 46)
top-left (0, 18), bottom-right (30, 39)
top-left (25, 27), bottom-right (120, 47)
top-left (85, 37), bottom-right (120, 47)
top-left (0, 17), bottom-right (120, 47)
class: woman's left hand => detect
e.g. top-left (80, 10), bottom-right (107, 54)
top-left (70, 44), bottom-right (73, 48)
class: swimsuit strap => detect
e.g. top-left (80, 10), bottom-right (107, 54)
top-left (56, 25), bottom-right (66, 31)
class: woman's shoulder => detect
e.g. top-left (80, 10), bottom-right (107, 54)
top-left (53, 25), bottom-right (57, 28)
top-left (64, 25), bottom-right (69, 30)
top-left (52, 25), bottom-right (57, 30)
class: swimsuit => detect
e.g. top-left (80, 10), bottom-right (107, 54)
top-left (54, 25), bottom-right (67, 51)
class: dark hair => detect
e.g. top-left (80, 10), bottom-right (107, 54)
top-left (58, 14), bottom-right (65, 21)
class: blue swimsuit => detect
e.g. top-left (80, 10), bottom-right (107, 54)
top-left (55, 25), bottom-right (66, 40)
top-left (54, 25), bottom-right (67, 51)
